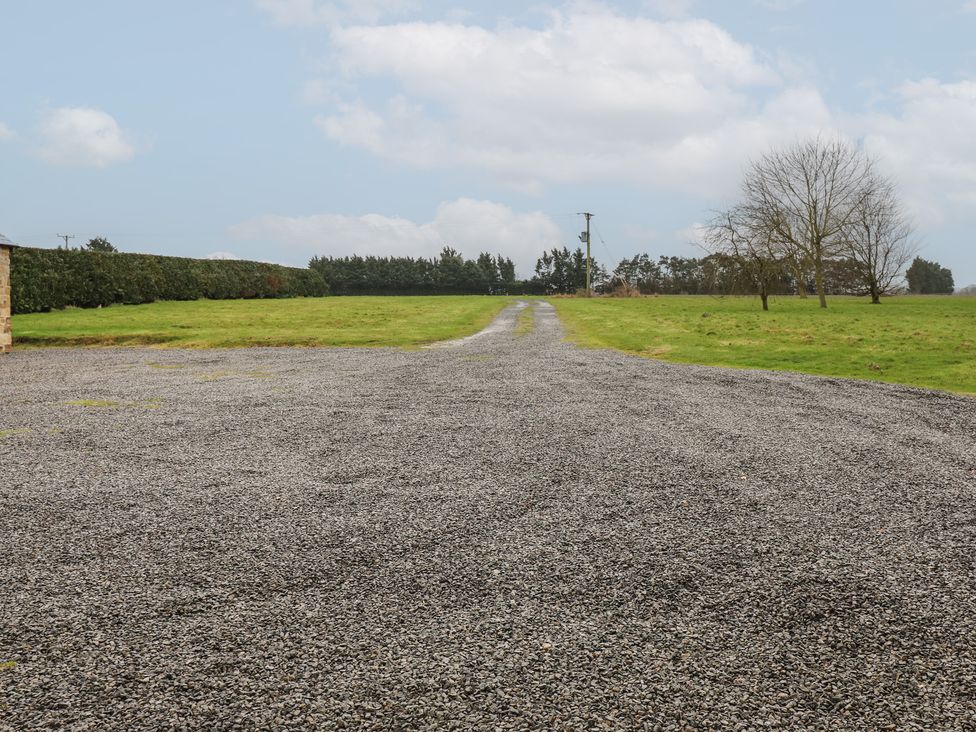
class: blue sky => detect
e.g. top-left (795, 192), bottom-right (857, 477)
top-left (2, 0), bottom-right (976, 285)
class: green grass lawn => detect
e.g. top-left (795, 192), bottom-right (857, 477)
top-left (12, 296), bottom-right (512, 349)
top-left (552, 295), bottom-right (976, 395)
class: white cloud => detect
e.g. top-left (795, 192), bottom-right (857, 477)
top-left (862, 79), bottom-right (976, 225)
top-left (0, 122), bottom-right (14, 141)
top-left (229, 198), bottom-right (562, 275)
top-left (317, 7), bottom-right (839, 195)
top-left (37, 107), bottom-right (136, 168)
top-left (964, 1), bottom-right (976, 12)
top-left (643, 0), bottom-right (697, 18)
top-left (268, 4), bottom-right (976, 274)
top-left (300, 79), bottom-right (337, 105)
top-left (676, 222), bottom-right (708, 252)
top-left (255, 0), bottom-right (416, 26)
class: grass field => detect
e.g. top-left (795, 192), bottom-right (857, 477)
top-left (12, 294), bottom-right (976, 395)
top-left (12, 296), bottom-right (512, 349)
top-left (552, 295), bottom-right (976, 395)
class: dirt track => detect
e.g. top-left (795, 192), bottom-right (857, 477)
top-left (1, 301), bottom-right (975, 730)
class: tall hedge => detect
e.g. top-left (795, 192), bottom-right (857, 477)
top-left (11, 247), bottom-right (328, 314)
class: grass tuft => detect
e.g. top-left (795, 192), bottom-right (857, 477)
top-left (65, 399), bottom-right (162, 409)
top-left (0, 429), bottom-right (32, 439)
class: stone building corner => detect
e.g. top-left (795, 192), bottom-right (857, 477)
top-left (0, 244), bottom-right (12, 353)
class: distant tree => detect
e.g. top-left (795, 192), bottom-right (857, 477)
top-left (84, 237), bottom-right (117, 253)
top-left (706, 207), bottom-right (786, 310)
top-left (842, 182), bottom-right (917, 303)
top-left (497, 255), bottom-right (517, 292)
top-left (658, 255), bottom-right (708, 294)
top-left (551, 248), bottom-right (569, 292)
top-left (570, 248), bottom-right (587, 291)
top-left (906, 257), bottom-right (954, 294)
top-left (531, 247), bottom-right (605, 294)
top-left (612, 254), bottom-right (663, 294)
top-left (435, 247), bottom-right (467, 293)
top-left (476, 252), bottom-right (500, 294)
top-left (737, 137), bottom-right (876, 308)
top-left (612, 252), bottom-right (752, 297)
top-left (818, 257), bottom-right (867, 296)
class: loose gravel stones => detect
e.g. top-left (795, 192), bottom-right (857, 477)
top-left (1, 301), bottom-right (975, 730)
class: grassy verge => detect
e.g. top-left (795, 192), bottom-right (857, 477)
top-left (515, 304), bottom-right (535, 337)
top-left (12, 296), bottom-right (513, 349)
top-left (551, 295), bottom-right (976, 395)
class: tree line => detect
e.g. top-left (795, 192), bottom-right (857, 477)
top-left (308, 240), bottom-right (954, 302)
top-left (605, 252), bottom-right (954, 300)
top-left (11, 245), bottom-right (327, 314)
top-left (310, 246), bottom-right (606, 296)
top-left (308, 249), bottom-right (519, 295)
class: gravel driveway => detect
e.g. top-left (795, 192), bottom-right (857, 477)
top-left (1, 300), bottom-right (975, 730)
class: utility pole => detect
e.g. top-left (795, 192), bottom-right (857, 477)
top-left (578, 212), bottom-right (593, 296)
top-left (57, 234), bottom-right (75, 249)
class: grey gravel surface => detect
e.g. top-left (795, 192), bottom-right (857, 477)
top-left (1, 300), bottom-right (975, 731)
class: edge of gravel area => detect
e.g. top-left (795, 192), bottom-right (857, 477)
top-left (3, 297), bottom-right (971, 404)
top-left (557, 338), bottom-right (976, 403)
top-left (639, 353), bottom-right (975, 403)
top-left (422, 300), bottom-right (530, 348)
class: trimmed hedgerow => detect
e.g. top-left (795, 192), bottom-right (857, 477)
top-left (11, 247), bottom-right (328, 314)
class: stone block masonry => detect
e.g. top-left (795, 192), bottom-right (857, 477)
top-left (0, 245), bottom-right (11, 353)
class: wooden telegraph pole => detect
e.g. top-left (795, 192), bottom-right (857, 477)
top-left (578, 212), bottom-right (593, 296)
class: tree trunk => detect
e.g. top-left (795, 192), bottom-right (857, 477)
top-left (760, 292), bottom-right (769, 311)
top-left (813, 256), bottom-right (828, 308)
top-left (794, 260), bottom-right (808, 298)
top-left (870, 283), bottom-right (881, 304)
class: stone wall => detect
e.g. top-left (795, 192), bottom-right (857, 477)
top-left (0, 246), bottom-right (11, 353)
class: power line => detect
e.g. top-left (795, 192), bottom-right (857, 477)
top-left (56, 233), bottom-right (76, 248)
top-left (591, 222), bottom-right (614, 263)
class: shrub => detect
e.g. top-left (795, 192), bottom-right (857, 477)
top-left (10, 247), bottom-right (328, 314)
top-left (605, 281), bottom-right (643, 298)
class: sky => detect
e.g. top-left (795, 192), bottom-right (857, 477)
top-left (2, 0), bottom-right (976, 285)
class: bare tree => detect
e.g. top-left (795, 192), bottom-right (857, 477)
top-left (842, 181), bottom-right (917, 304)
top-left (740, 137), bottom-right (875, 308)
top-left (705, 206), bottom-right (785, 311)
top-left (787, 252), bottom-right (811, 298)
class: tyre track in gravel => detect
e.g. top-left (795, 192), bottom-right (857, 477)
top-left (1, 299), bottom-right (975, 730)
